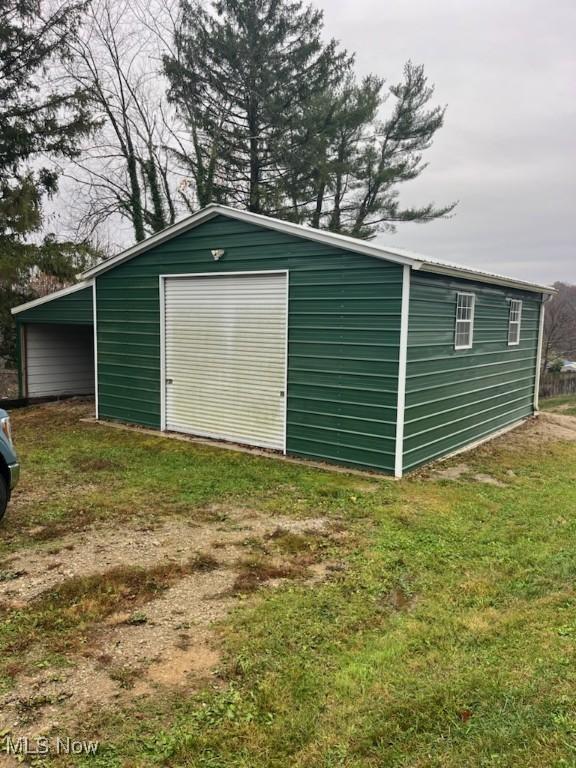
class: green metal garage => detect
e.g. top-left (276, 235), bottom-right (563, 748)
top-left (11, 204), bottom-right (554, 476)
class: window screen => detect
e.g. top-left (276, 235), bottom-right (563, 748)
top-left (508, 299), bottom-right (522, 346)
top-left (455, 293), bottom-right (475, 350)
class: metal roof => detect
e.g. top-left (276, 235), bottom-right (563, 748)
top-left (79, 205), bottom-right (554, 295)
top-left (379, 247), bottom-right (556, 294)
top-left (10, 206), bottom-right (553, 319)
top-left (11, 280), bottom-right (93, 315)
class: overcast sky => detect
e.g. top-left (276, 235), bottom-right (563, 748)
top-left (314, 0), bottom-right (575, 285)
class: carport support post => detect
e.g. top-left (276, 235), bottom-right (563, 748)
top-left (15, 321), bottom-right (26, 398)
top-left (395, 265), bottom-right (411, 479)
top-left (159, 275), bottom-right (166, 432)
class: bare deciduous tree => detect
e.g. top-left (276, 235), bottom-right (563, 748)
top-left (64, 0), bottom-right (178, 243)
top-left (542, 282), bottom-right (576, 370)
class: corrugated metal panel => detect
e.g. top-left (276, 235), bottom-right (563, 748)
top-left (164, 273), bottom-right (287, 450)
top-left (96, 215), bottom-right (402, 472)
top-left (403, 273), bottom-right (542, 471)
top-left (16, 287), bottom-right (93, 325)
top-left (25, 324), bottom-right (94, 397)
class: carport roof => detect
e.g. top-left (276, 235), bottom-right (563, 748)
top-left (11, 280), bottom-right (93, 315)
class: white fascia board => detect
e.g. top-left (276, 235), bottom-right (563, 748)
top-left (209, 207), bottom-right (422, 267)
top-left (81, 208), bottom-right (224, 279)
top-left (81, 205), bottom-right (423, 280)
top-left (11, 280), bottom-right (94, 315)
top-left (534, 293), bottom-right (554, 411)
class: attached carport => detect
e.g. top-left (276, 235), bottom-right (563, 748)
top-left (12, 282), bottom-right (95, 399)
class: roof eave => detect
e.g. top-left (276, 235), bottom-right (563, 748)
top-left (11, 280), bottom-right (94, 315)
top-left (420, 263), bottom-right (555, 295)
top-left (81, 207), bottom-right (223, 280)
top-left (80, 204), bottom-right (421, 280)
top-left (79, 203), bottom-right (555, 296)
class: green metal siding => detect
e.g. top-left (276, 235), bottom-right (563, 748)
top-left (404, 272), bottom-right (542, 471)
top-left (15, 287), bottom-right (93, 325)
top-left (96, 216), bottom-right (403, 472)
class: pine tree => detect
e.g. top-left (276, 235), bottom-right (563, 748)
top-left (165, 1), bottom-right (456, 238)
top-left (287, 62), bottom-right (456, 238)
top-left (164, 0), bottom-right (352, 213)
top-left (0, 0), bottom-right (96, 363)
top-left (277, 74), bottom-right (383, 229)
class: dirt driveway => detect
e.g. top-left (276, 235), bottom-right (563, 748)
top-left (0, 403), bottom-right (359, 748)
top-left (1, 507), bottom-right (348, 738)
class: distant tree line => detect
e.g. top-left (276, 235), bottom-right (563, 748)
top-left (543, 282), bottom-right (576, 372)
top-left (0, 0), bottom-right (456, 363)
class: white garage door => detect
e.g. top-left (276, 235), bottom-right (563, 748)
top-left (26, 324), bottom-right (95, 397)
top-left (163, 272), bottom-right (288, 450)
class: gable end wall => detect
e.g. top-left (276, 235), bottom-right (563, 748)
top-left (95, 216), bottom-right (403, 473)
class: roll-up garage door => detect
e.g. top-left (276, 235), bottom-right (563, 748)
top-left (25, 324), bottom-right (95, 397)
top-left (163, 273), bottom-right (288, 450)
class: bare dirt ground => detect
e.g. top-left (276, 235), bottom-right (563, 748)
top-left (526, 410), bottom-right (576, 441)
top-left (0, 508), bottom-right (344, 740)
top-left (0, 511), bottom-right (329, 604)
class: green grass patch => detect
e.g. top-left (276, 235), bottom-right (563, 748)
top-left (540, 394), bottom-right (576, 416)
top-left (3, 403), bottom-right (386, 554)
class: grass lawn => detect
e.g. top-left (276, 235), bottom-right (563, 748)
top-left (2, 401), bottom-right (576, 767)
top-left (540, 393), bottom-right (576, 417)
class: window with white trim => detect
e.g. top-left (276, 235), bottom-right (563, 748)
top-left (454, 292), bottom-right (475, 350)
top-left (508, 299), bottom-right (522, 346)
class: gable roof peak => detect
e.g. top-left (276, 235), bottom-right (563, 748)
top-left (79, 204), bottom-right (554, 295)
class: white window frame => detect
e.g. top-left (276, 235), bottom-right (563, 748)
top-left (508, 299), bottom-right (522, 346)
top-left (454, 292), bottom-right (475, 350)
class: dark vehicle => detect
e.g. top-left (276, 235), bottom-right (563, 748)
top-left (0, 409), bottom-right (19, 520)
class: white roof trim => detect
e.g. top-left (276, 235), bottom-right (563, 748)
top-left (81, 204), bottom-right (421, 279)
top-left (11, 280), bottom-right (93, 315)
top-left (78, 203), bottom-right (554, 295)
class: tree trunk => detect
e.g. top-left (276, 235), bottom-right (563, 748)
top-left (329, 146), bottom-right (345, 232)
top-left (144, 152), bottom-right (167, 232)
top-left (247, 95), bottom-right (261, 213)
top-left (126, 146), bottom-right (145, 242)
top-left (311, 179), bottom-right (325, 229)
